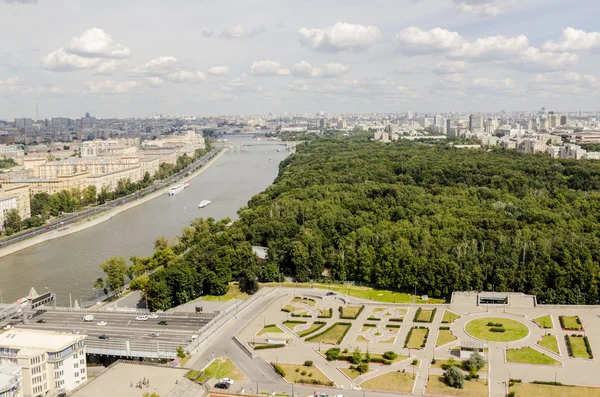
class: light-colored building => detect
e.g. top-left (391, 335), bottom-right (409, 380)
top-left (0, 185), bottom-right (30, 220)
top-left (0, 329), bottom-right (86, 397)
top-left (518, 139), bottom-right (547, 154)
top-left (141, 130), bottom-right (205, 150)
top-left (561, 144), bottom-right (587, 159)
top-left (87, 166), bottom-right (142, 193)
top-left (469, 113), bottom-right (484, 133)
top-left (80, 138), bottom-right (140, 157)
top-left (0, 196), bottom-right (18, 230)
top-left (4, 173), bottom-right (88, 197)
top-left (0, 363), bottom-right (22, 397)
top-left (140, 149), bottom-right (177, 165)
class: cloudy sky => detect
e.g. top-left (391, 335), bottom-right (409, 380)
top-left (0, 0), bottom-right (598, 119)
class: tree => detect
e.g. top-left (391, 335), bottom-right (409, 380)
top-left (4, 209), bottom-right (21, 234)
top-left (444, 366), bottom-right (465, 389)
top-left (464, 351), bottom-right (486, 374)
top-left (143, 393), bottom-right (161, 397)
top-left (154, 236), bottom-right (169, 251)
top-left (176, 346), bottom-right (186, 359)
top-left (99, 257), bottom-right (128, 294)
top-left (93, 278), bottom-right (104, 290)
top-left (83, 185), bottom-right (97, 206)
top-left (356, 362), bottom-right (369, 374)
top-left (350, 346), bottom-right (362, 365)
top-left (239, 269), bottom-right (259, 294)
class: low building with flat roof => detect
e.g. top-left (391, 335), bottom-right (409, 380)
top-left (0, 329), bottom-right (87, 397)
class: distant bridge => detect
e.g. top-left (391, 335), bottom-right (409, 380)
top-left (217, 141), bottom-right (303, 152)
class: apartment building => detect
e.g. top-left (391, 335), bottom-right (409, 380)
top-left (0, 329), bottom-right (86, 397)
top-left (0, 185), bottom-right (31, 220)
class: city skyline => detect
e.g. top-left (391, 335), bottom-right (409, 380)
top-left (0, 0), bottom-right (599, 118)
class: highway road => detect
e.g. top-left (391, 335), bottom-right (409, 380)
top-left (16, 311), bottom-right (214, 346)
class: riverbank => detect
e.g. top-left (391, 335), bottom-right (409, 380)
top-left (0, 149), bottom-right (226, 259)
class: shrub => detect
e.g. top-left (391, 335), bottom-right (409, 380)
top-left (490, 327), bottom-right (505, 333)
top-left (367, 316), bottom-right (381, 321)
top-left (281, 308), bottom-right (291, 313)
top-left (532, 381), bottom-right (564, 386)
top-left (431, 359), bottom-right (436, 365)
top-left (412, 359), bottom-right (419, 366)
top-left (350, 347), bottom-right (362, 365)
top-left (389, 318), bottom-right (403, 322)
top-left (254, 343), bottom-right (285, 350)
top-left (295, 368), bottom-right (300, 372)
top-left (272, 363), bottom-right (286, 377)
top-left (463, 351), bottom-right (486, 372)
top-left (486, 322), bottom-right (503, 327)
top-left (304, 360), bottom-right (313, 367)
top-left (383, 351), bottom-right (398, 360)
top-left (343, 348), bottom-right (348, 353)
top-left (325, 348), bottom-right (341, 361)
top-left (301, 370), bottom-right (307, 376)
top-left (509, 379), bottom-right (522, 383)
top-left (439, 326), bottom-right (450, 330)
top-left (357, 362), bottom-right (370, 374)
top-left (308, 373), bottom-right (313, 377)
top-left (444, 366), bottom-right (465, 389)
top-left (508, 392), bottom-right (515, 397)
top-left (584, 336), bottom-right (594, 359)
top-left (264, 323), bottom-right (276, 328)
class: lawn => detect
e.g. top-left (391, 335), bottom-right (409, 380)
top-left (506, 347), bottom-right (561, 366)
top-left (538, 335), bottom-right (560, 355)
top-left (297, 322), bottom-right (326, 338)
top-left (277, 363), bottom-right (333, 386)
top-left (464, 317), bottom-right (529, 342)
top-left (257, 325), bottom-right (284, 335)
top-left (201, 282), bottom-right (249, 301)
top-left (203, 358), bottom-right (247, 382)
top-left (405, 328), bottom-right (428, 349)
top-left (282, 304), bottom-right (297, 312)
top-left (340, 367), bottom-right (373, 380)
top-left (340, 306), bottom-right (363, 318)
top-left (306, 323), bottom-right (351, 344)
top-left (561, 316), bottom-right (583, 330)
top-left (260, 282), bottom-right (445, 303)
top-left (356, 335), bottom-right (370, 343)
top-left (380, 336), bottom-right (396, 344)
top-left (385, 325), bottom-right (401, 334)
top-left (426, 375), bottom-right (488, 397)
top-left (415, 308), bottom-right (436, 322)
top-left (360, 371), bottom-right (415, 393)
top-left (361, 324), bottom-right (376, 332)
top-left (567, 335), bottom-right (592, 359)
top-left (436, 329), bottom-right (458, 347)
top-left (534, 315), bottom-right (553, 329)
top-left (442, 311), bottom-right (461, 323)
top-left (510, 382), bottom-right (600, 397)
top-left (292, 297), bottom-right (316, 307)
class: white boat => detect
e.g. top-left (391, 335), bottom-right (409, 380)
top-left (168, 185), bottom-right (184, 196)
top-left (198, 200), bottom-right (211, 208)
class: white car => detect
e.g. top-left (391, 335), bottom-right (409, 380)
top-left (219, 378), bottom-right (234, 385)
top-left (148, 314), bottom-right (158, 319)
top-left (135, 316), bottom-right (148, 321)
top-left (71, 330), bottom-right (80, 334)
top-left (97, 321), bottom-right (107, 326)
top-left (149, 332), bottom-right (160, 337)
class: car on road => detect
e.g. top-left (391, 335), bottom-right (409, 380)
top-left (214, 382), bottom-right (230, 390)
top-left (149, 332), bottom-right (160, 337)
top-left (135, 316), bottom-right (148, 321)
top-left (71, 330), bottom-right (80, 334)
top-left (219, 378), bottom-right (234, 385)
top-left (326, 292), bottom-right (336, 296)
top-left (97, 321), bottom-right (107, 326)
top-left (36, 319), bottom-right (46, 323)
top-left (158, 320), bottom-right (168, 326)
top-left (148, 314), bottom-right (158, 319)
top-left (98, 335), bottom-right (109, 340)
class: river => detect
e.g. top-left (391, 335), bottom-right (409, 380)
top-left (0, 137), bottom-right (290, 305)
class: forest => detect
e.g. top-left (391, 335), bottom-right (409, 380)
top-left (117, 136), bottom-right (600, 307)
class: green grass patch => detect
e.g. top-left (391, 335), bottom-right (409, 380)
top-left (185, 370), bottom-right (200, 380)
top-left (340, 367), bottom-right (373, 380)
top-left (306, 322), bottom-right (351, 345)
top-left (203, 357), bottom-right (247, 382)
top-left (560, 316), bottom-right (583, 331)
top-left (414, 308), bottom-right (436, 323)
top-left (538, 335), bottom-right (560, 355)
top-left (385, 324), bottom-right (400, 334)
top-left (566, 335), bottom-right (593, 359)
top-left (431, 359), bottom-right (488, 373)
top-left (292, 297), bottom-right (316, 307)
top-left (534, 315), bottom-right (553, 329)
top-left (277, 363), bottom-right (333, 386)
top-left (339, 305), bottom-right (364, 319)
top-left (442, 310), bottom-right (461, 324)
top-left (436, 329), bottom-right (458, 347)
top-left (510, 382), bottom-right (600, 397)
top-left (465, 317), bottom-right (528, 342)
top-left (506, 347), bottom-right (561, 366)
top-left (360, 371), bottom-right (415, 393)
top-left (257, 325), bottom-right (284, 335)
top-left (405, 327), bottom-right (429, 349)
top-left (426, 375), bottom-right (488, 397)
top-left (201, 282), bottom-right (248, 301)
top-left (297, 322), bottom-right (326, 338)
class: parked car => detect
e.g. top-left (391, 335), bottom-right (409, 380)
top-left (219, 378), bottom-right (234, 385)
top-left (149, 332), bottom-right (160, 337)
top-left (158, 320), bottom-right (168, 326)
top-left (97, 321), bottom-right (107, 326)
top-left (135, 316), bottom-right (148, 321)
top-left (71, 330), bottom-right (80, 334)
top-left (36, 319), bottom-right (46, 323)
top-left (148, 313), bottom-right (158, 319)
top-left (214, 382), bottom-right (230, 390)
top-left (98, 335), bottom-right (109, 340)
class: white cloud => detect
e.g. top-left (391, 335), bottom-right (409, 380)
top-left (145, 76), bottom-right (164, 87)
top-left (0, 76), bottom-right (23, 86)
top-left (86, 79), bottom-right (141, 94)
top-left (220, 25), bottom-right (266, 39)
top-left (139, 56), bottom-right (179, 75)
top-left (41, 48), bottom-right (103, 72)
top-left (290, 78), bottom-right (412, 98)
top-left (393, 65), bottom-right (425, 74)
top-left (542, 28), bottom-right (600, 52)
top-left (207, 66), bottom-right (229, 76)
top-left (450, 35), bottom-right (529, 60)
top-left (299, 22), bottom-right (381, 53)
top-left (452, 0), bottom-right (522, 17)
top-left (432, 61), bottom-right (469, 75)
top-left (92, 59), bottom-right (123, 75)
top-left (432, 75), bottom-right (520, 98)
top-left (529, 72), bottom-right (600, 98)
top-left (223, 74), bottom-right (263, 93)
top-left (471, 77), bottom-right (515, 91)
top-left (251, 60), bottom-right (290, 76)
top-left (396, 27), bottom-right (465, 54)
top-left (66, 28), bottom-right (131, 58)
top-left (163, 71), bottom-right (205, 83)
top-left (509, 47), bottom-right (579, 72)
top-left (292, 61), bottom-right (349, 78)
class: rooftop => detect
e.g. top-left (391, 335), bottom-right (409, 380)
top-left (0, 329), bottom-right (85, 353)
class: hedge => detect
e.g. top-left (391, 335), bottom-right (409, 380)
top-left (306, 322), bottom-right (351, 344)
top-left (584, 335), bottom-right (594, 359)
top-left (490, 327), bottom-right (505, 333)
top-left (271, 363), bottom-right (286, 377)
top-left (532, 381), bottom-right (564, 386)
top-left (291, 313), bottom-right (313, 318)
top-left (560, 315), bottom-right (583, 331)
top-left (486, 322), bottom-right (503, 327)
top-left (386, 324), bottom-right (401, 329)
top-left (298, 321), bottom-right (326, 338)
top-left (367, 316), bottom-right (382, 321)
top-left (254, 344), bottom-right (285, 350)
top-left (389, 318), bottom-right (404, 322)
top-left (439, 326), bottom-right (450, 330)
top-left (318, 308), bottom-right (333, 319)
top-left (264, 323), bottom-right (277, 328)
top-left (283, 320), bottom-right (307, 325)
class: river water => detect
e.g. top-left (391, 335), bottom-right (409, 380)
top-left (0, 137), bottom-right (289, 305)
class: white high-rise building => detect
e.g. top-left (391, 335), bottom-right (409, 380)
top-left (0, 363), bottom-right (22, 397)
top-left (0, 329), bottom-right (87, 397)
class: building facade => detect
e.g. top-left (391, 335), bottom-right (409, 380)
top-left (0, 329), bottom-right (86, 397)
top-left (0, 363), bottom-right (22, 397)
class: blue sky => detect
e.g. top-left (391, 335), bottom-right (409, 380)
top-left (0, 0), bottom-right (599, 118)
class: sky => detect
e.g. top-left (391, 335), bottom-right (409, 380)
top-left (0, 0), bottom-right (599, 119)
